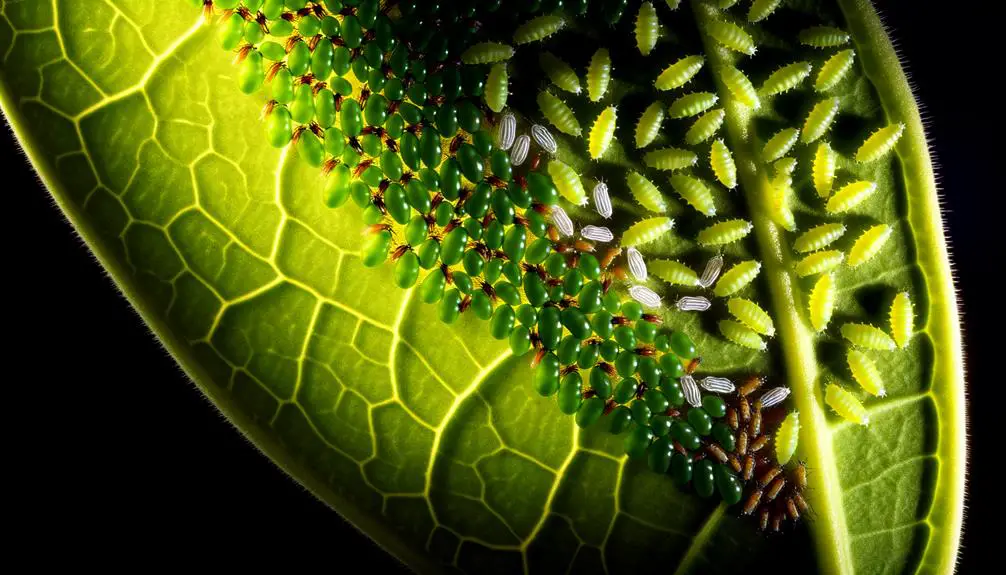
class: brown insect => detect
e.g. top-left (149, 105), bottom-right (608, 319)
top-left (765, 476), bottom-right (786, 501)
top-left (742, 454), bottom-right (755, 481)
top-left (705, 444), bottom-right (728, 464)
top-left (758, 466), bottom-right (781, 487)
top-left (743, 489), bottom-right (763, 515)
top-left (739, 375), bottom-right (765, 397)
top-left (737, 429), bottom-right (749, 456)
top-left (739, 397), bottom-right (751, 423)
top-left (786, 498), bottom-right (800, 521)
top-left (727, 407), bottom-right (739, 430)
top-left (749, 405), bottom-right (763, 437)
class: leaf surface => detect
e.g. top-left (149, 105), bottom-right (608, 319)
top-left (0, 1), bottom-right (964, 573)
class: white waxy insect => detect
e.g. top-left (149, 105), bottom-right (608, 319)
top-left (531, 124), bottom-right (558, 153)
top-left (627, 247), bottom-right (647, 281)
top-left (676, 296), bottom-right (712, 312)
top-left (510, 134), bottom-right (530, 166)
top-left (629, 285), bottom-right (662, 308)
top-left (681, 375), bottom-right (702, 407)
top-left (550, 205), bottom-right (574, 237)
top-left (496, 112), bottom-right (516, 150)
top-left (593, 181), bottom-right (612, 218)
top-left (699, 255), bottom-right (724, 288)
top-left (700, 376), bottom-right (736, 394)
top-left (759, 386), bottom-right (791, 409)
top-left (581, 225), bottom-right (613, 242)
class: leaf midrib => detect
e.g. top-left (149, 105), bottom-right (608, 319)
top-left (689, 3), bottom-right (853, 574)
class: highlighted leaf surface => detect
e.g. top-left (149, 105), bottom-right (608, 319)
top-left (0, 1), bottom-right (963, 574)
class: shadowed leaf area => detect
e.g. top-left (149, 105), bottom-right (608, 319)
top-left (0, 1), bottom-right (963, 573)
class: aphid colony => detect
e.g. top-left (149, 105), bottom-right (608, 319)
top-left (692, 0), bottom-right (914, 427)
top-left (197, 0), bottom-right (921, 533)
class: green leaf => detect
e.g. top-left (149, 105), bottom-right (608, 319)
top-left (0, 1), bottom-right (964, 573)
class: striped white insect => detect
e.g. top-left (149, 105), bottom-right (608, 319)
top-left (627, 247), bottom-right (647, 281)
top-left (681, 375), bottom-right (702, 407)
top-left (759, 386), bottom-right (791, 408)
top-left (531, 124), bottom-right (557, 153)
top-left (629, 285), bottom-right (662, 308)
top-left (592, 181), bottom-right (612, 218)
top-left (496, 112), bottom-right (516, 150)
top-left (581, 225), bottom-right (614, 242)
top-left (551, 205), bottom-right (574, 237)
top-left (676, 296), bottom-right (712, 312)
top-left (699, 255), bottom-right (724, 288)
top-left (510, 134), bottom-right (530, 166)
top-left (700, 376), bottom-right (736, 394)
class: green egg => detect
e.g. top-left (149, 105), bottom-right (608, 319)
top-left (693, 460), bottom-right (716, 498)
top-left (439, 289), bottom-right (462, 324)
top-left (647, 436), bottom-right (674, 473)
top-left (420, 269), bottom-right (447, 303)
top-left (557, 336), bottom-right (581, 366)
top-left (557, 373), bottom-right (583, 415)
top-left (535, 353), bottom-right (561, 396)
top-left (624, 425), bottom-right (654, 459)
top-left (576, 396), bottom-right (606, 428)
top-left (589, 367), bottom-right (612, 399)
top-left (510, 326), bottom-right (532, 357)
top-left (490, 305), bottom-right (516, 340)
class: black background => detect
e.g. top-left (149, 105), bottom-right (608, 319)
top-left (5, 3), bottom-right (989, 571)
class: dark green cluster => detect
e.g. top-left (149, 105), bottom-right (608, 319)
top-left (202, 0), bottom-right (765, 510)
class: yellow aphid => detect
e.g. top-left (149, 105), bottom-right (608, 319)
top-left (794, 223), bottom-right (846, 253)
top-left (826, 181), bottom-right (878, 213)
top-left (825, 383), bottom-right (869, 425)
top-left (890, 292), bottom-right (914, 349)
top-left (649, 259), bottom-right (700, 286)
top-left (795, 250), bottom-right (844, 277)
top-left (589, 106), bottom-right (618, 159)
top-left (706, 18), bottom-right (756, 56)
top-left (856, 123), bottom-right (905, 163)
top-left (760, 62), bottom-right (812, 96)
top-left (697, 219), bottom-right (753, 246)
top-left (774, 157), bottom-right (797, 176)
top-left (537, 90), bottom-right (581, 136)
top-left (655, 55), bottom-right (705, 91)
top-left (622, 217), bottom-right (675, 247)
top-left (670, 173), bottom-right (716, 216)
top-left (775, 411), bottom-right (800, 465)
top-left (762, 127), bottom-right (799, 162)
top-left (841, 322), bottom-right (897, 351)
top-left (714, 260), bottom-right (762, 297)
top-left (728, 298), bottom-right (776, 336)
top-left (635, 101), bottom-right (665, 148)
top-left (812, 142), bottom-right (836, 198)
top-left (635, 2), bottom-right (659, 56)
top-left (513, 14), bottom-right (566, 45)
top-left (720, 65), bottom-right (760, 109)
top-left (547, 160), bottom-right (587, 205)
top-left (766, 165), bottom-right (796, 231)
top-left (848, 224), bottom-right (893, 267)
top-left (847, 349), bottom-right (885, 397)
top-left (686, 108), bottom-right (725, 145)
top-left (626, 171), bottom-right (667, 213)
top-left (808, 273), bottom-right (836, 332)
top-left (720, 320), bottom-right (766, 350)
top-left (802, 97), bottom-right (840, 143)
top-left (710, 139), bottom-right (737, 188)
top-left (815, 49), bottom-right (856, 92)
top-left (587, 48), bottom-right (612, 102)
